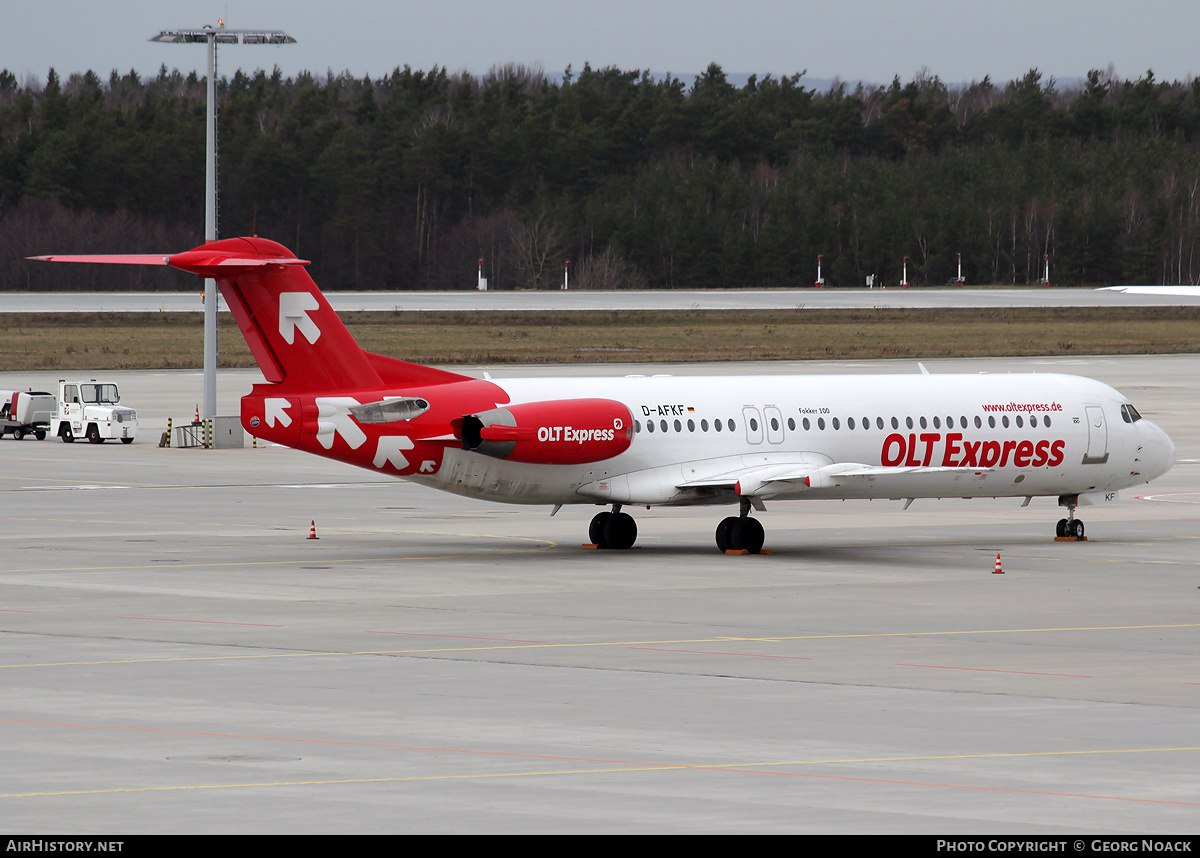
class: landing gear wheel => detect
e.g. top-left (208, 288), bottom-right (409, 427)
top-left (589, 512), bottom-right (612, 548)
top-left (61, 425), bottom-right (74, 443)
top-left (1056, 518), bottom-right (1068, 537)
top-left (603, 512), bottom-right (637, 550)
top-left (732, 517), bottom-right (765, 554)
top-left (1069, 519), bottom-right (1085, 539)
top-left (715, 516), bottom-right (738, 552)
top-left (120, 437), bottom-right (133, 444)
top-left (86, 424), bottom-right (104, 444)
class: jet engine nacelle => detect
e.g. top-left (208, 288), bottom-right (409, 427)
top-left (461, 398), bottom-right (633, 464)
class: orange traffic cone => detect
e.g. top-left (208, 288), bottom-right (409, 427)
top-left (993, 552), bottom-right (1003, 574)
top-left (194, 405), bottom-right (200, 424)
top-left (307, 520), bottom-right (319, 540)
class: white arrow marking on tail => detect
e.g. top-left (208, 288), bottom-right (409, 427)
top-left (315, 397), bottom-right (367, 450)
top-left (279, 291), bottom-right (321, 345)
top-left (264, 398), bottom-right (293, 428)
top-left (374, 436), bottom-right (415, 470)
top-left (419, 460), bottom-right (437, 473)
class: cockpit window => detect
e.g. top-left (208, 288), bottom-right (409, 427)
top-left (1120, 404), bottom-right (1143, 423)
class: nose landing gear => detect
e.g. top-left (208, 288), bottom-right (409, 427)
top-left (1055, 495), bottom-right (1087, 540)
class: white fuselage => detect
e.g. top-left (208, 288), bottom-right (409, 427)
top-left (414, 372), bottom-right (1175, 507)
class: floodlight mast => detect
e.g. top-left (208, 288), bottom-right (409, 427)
top-left (150, 22), bottom-right (296, 421)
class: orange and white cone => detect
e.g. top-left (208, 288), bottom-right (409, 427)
top-left (307, 520), bottom-right (319, 540)
top-left (993, 552), bottom-right (1003, 574)
top-left (194, 405), bottom-right (200, 424)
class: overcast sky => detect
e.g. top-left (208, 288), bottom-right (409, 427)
top-left (4, 0), bottom-right (1198, 88)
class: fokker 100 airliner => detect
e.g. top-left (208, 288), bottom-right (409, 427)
top-left (36, 237), bottom-right (1176, 553)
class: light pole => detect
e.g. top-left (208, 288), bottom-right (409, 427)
top-left (151, 21), bottom-right (296, 420)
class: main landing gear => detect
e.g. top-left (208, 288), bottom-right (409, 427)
top-left (589, 504), bottom-right (637, 549)
top-left (1056, 495), bottom-right (1086, 540)
top-left (715, 497), bottom-right (765, 554)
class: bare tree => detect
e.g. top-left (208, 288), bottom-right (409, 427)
top-left (572, 245), bottom-right (649, 290)
top-left (507, 210), bottom-right (565, 289)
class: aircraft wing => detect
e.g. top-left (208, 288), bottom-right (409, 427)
top-left (677, 460), bottom-right (993, 499)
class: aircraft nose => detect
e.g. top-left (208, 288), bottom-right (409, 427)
top-left (1141, 421), bottom-right (1176, 480)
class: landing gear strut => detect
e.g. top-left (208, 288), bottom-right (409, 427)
top-left (589, 504), bottom-right (637, 550)
top-left (715, 497), bottom-right (765, 554)
top-left (1056, 495), bottom-right (1086, 540)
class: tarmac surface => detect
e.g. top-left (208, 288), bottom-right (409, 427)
top-left (1, 355), bottom-right (1198, 834)
top-left (4, 286), bottom-right (1200, 312)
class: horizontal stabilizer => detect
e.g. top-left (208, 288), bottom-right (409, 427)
top-left (31, 249), bottom-right (311, 277)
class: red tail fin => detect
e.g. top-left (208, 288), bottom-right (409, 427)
top-left (35, 237), bottom-right (467, 392)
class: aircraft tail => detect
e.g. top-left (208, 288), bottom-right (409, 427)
top-left (35, 237), bottom-right (467, 392)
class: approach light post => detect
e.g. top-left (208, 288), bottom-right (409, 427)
top-left (151, 21), bottom-right (296, 421)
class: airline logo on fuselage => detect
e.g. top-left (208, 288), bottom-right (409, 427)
top-left (881, 432), bottom-right (1066, 468)
top-left (537, 421), bottom-right (622, 444)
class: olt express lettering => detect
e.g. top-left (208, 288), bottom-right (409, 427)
top-left (537, 424), bottom-right (619, 444)
top-left (881, 432), bottom-right (1066, 469)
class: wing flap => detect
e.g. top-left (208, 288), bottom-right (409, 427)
top-left (680, 460), bottom-right (993, 498)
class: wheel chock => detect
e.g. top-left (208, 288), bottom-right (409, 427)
top-left (1053, 535), bottom-right (1088, 542)
top-left (581, 543), bottom-right (600, 549)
